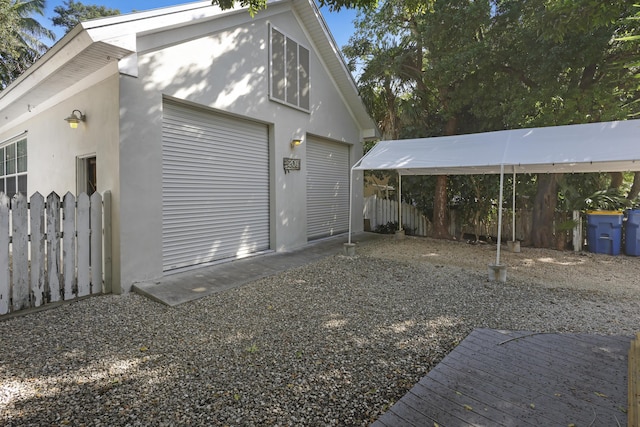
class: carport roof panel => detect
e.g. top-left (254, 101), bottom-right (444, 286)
top-left (353, 120), bottom-right (640, 175)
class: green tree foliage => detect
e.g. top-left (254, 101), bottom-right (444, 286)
top-left (0, 0), bottom-right (21, 58)
top-left (346, 0), bottom-right (503, 238)
top-left (487, 0), bottom-right (639, 246)
top-left (0, 0), bottom-right (54, 90)
top-left (211, 0), bottom-right (377, 16)
top-left (345, 0), bottom-right (640, 247)
top-left (51, 0), bottom-right (120, 34)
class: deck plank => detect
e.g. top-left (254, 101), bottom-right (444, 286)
top-left (371, 407), bottom-right (417, 427)
top-left (462, 331), bottom-right (624, 391)
top-left (466, 329), bottom-right (628, 415)
top-left (472, 329), bottom-right (627, 380)
top-left (439, 347), bottom-right (597, 425)
top-left (373, 329), bottom-right (630, 426)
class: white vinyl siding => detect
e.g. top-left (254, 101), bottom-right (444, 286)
top-left (306, 137), bottom-right (350, 240)
top-left (270, 25), bottom-right (310, 111)
top-left (162, 100), bottom-right (270, 271)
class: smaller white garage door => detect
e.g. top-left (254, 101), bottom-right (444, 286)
top-left (306, 137), bottom-right (350, 240)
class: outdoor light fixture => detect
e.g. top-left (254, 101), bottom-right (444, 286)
top-left (291, 137), bottom-right (303, 148)
top-left (64, 110), bottom-right (86, 129)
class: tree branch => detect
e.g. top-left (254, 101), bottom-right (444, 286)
top-left (579, 63), bottom-right (598, 90)
top-left (500, 65), bottom-right (538, 89)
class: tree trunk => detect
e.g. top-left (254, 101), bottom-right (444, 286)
top-left (555, 212), bottom-right (568, 251)
top-left (609, 172), bottom-right (624, 189)
top-left (628, 172), bottom-right (640, 201)
top-left (531, 173), bottom-right (561, 248)
top-left (432, 175), bottom-right (450, 238)
top-left (431, 115), bottom-right (457, 239)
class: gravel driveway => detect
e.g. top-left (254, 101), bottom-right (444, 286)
top-left (1, 235), bottom-right (639, 426)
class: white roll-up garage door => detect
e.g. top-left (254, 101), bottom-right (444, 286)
top-left (306, 137), bottom-right (350, 240)
top-left (162, 100), bottom-right (270, 271)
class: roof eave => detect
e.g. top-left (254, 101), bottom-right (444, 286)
top-left (293, 0), bottom-right (378, 136)
top-left (0, 25), bottom-right (135, 132)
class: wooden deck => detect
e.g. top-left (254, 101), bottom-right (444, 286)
top-left (373, 328), bottom-right (630, 426)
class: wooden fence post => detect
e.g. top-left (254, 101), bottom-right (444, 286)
top-left (12, 194), bottom-right (29, 311)
top-left (90, 192), bottom-right (103, 294)
top-left (30, 192), bottom-right (46, 307)
top-left (63, 192), bottom-right (76, 300)
top-left (0, 194), bottom-right (9, 315)
top-left (47, 192), bottom-right (61, 303)
top-left (572, 210), bottom-right (582, 252)
top-left (77, 193), bottom-right (90, 297)
top-left (103, 191), bottom-right (112, 294)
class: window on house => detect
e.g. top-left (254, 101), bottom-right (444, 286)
top-left (270, 25), bottom-right (310, 111)
top-left (0, 137), bottom-right (27, 198)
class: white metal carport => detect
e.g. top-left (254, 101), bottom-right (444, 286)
top-left (348, 119), bottom-right (640, 274)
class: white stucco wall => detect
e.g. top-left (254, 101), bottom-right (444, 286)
top-left (0, 69), bottom-right (123, 290)
top-left (0, 73), bottom-right (119, 197)
top-left (116, 6), bottom-right (365, 291)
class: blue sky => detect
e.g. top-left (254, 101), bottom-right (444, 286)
top-left (41, 0), bottom-right (359, 50)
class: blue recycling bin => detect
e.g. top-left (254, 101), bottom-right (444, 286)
top-left (586, 211), bottom-right (623, 255)
top-left (625, 210), bottom-right (640, 256)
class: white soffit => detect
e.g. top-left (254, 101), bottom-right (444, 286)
top-left (0, 33), bottom-right (133, 130)
top-left (353, 120), bottom-right (640, 175)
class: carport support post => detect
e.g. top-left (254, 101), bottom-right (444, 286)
top-left (496, 164), bottom-right (504, 265)
top-left (488, 164), bottom-right (507, 283)
top-left (345, 168), bottom-right (356, 256)
top-left (512, 168), bottom-right (516, 243)
top-left (395, 172), bottom-right (405, 239)
top-left (398, 172), bottom-right (402, 229)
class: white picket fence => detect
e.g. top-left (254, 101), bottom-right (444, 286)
top-left (364, 196), bottom-right (586, 251)
top-left (364, 195), bottom-right (535, 240)
top-left (364, 195), bottom-right (431, 236)
top-left (0, 191), bottom-right (111, 316)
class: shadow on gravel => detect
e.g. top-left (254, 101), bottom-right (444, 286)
top-left (1, 245), bottom-right (637, 426)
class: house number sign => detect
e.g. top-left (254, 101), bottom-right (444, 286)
top-left (283, 157), bottom-right (301, 173)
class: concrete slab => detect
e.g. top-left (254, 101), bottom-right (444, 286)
top-left (132, 232), bottom-right (382, 306)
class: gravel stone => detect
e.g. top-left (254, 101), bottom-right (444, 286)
top-left (1, 235), bottom-right (639, 426)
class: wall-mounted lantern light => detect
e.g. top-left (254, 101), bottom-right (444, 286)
top-left (291, 137), bottom-right (303, 148)
top-left (64, 110), bottom-right (86, 129)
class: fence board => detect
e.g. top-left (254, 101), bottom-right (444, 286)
top-left (30, 193), bottom-right (45, 307)
top-left (63, 193), bottom-right (76, 300)
top-left (47, 192), bottom-right (61, 302)
top-left (90, 192), bottom-right (103, 294)
top-left (375, 198), bottom-right (383, 229)
top-left (103, 191), bottom-right (112, 294)
top-left (389, 199), bottom-right (397, 224)
top-left (0, 194), bottom-right (9, 315)
top-left (77, 193), bottom-right (90, 297)
top-left (12, 194), bottom-right (29, 311)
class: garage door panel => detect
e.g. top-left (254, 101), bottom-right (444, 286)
top-left (162, 100), bottom-right (270, 271)
top-left (307, 137), bottom-right (350, 240)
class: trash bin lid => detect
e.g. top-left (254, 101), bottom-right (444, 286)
top-left (586, 210), bottom-right (624, 215)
